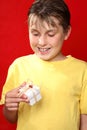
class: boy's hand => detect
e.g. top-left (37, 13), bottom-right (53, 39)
top-left (5, 82), bottom-right (29, 111)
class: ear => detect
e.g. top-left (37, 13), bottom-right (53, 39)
top-left (64, 26), bottom-right (72, 40)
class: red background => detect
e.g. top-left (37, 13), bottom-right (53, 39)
top-left (0, 0), bottom-right (87, 129)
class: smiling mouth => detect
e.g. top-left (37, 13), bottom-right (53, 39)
top-left (38, 47), bottom-right (50, 53)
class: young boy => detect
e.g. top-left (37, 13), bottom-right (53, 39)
top-left (0, 0), bottom-right (87, 130)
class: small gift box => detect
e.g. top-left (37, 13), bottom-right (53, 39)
top-left (18, 82), bottom-right (42, 105)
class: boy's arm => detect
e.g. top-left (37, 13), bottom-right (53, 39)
top-left (3, 83), bottom-right (29, 123)
top-left (80, 114), bottom-right (87, 130)
top-left (3, 106), bottom-right (18, 123)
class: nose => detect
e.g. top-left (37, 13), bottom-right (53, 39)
top-left (38, 36), bottom-right (46, 46)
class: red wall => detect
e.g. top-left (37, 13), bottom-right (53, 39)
top-left (0, 0), bottom-right (87, 129)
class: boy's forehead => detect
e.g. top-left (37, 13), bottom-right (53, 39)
top-left (30, 19), bottom-right (52, 30)
top-left (29, 14), bottom-right (60, 29)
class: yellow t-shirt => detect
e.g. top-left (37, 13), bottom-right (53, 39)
top-left (0, 54), bottom-right (87, 130)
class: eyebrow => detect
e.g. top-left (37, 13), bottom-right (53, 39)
top-left (30, 28), bottom-right (39, 32)
top-left (30, 28), bottom-right (56, 32)
top-left (47, 29), bottom-right (55, 32)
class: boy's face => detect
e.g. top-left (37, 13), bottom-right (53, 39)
top-left (29, 16), bottom-right (71, 61)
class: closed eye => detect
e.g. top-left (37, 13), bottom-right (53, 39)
top-left (48, 33), bottom-right (55, 37)
top-left (30, 29), bottom-right (39, 36)
top-left (47, 30), bottom-right (56, 37)
top-left (32, 33), bottom-right (39, 36)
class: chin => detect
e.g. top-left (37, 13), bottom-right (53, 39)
top-left (39, 56), bottom-right (52, 61)
top-left (36, 53), bottom-right (52, 61)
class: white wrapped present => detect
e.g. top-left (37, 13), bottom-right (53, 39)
top-left (18, 83), bottom-right (42, 106)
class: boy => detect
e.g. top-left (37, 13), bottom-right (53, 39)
top-left (0, 0), bottom-right (87, 130)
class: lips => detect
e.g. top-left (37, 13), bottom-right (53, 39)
top-left (38, 47), bottom-right (50, 54)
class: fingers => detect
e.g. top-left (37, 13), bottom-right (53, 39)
top-left (18, 82), bottom-right (27, 90)
top-left (5, 95), bottom-right (29, 111)
top-left (4, 82), bottom-right (28, 111)
top-left (6, 82), bottom-right (27, 98)
top-left (5, 102), bottom-right (19, 111)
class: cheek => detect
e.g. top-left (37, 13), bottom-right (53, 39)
top-left (29, 35), bottom-right (35, 43)
top-left (55, 34), bottom-right (65, 43)
top-left (51, 37), bottom-right (60, 46)
top-left (29, 37), bottom-right (38, 48)
top-left (52, 36), bottom-right (64, 48)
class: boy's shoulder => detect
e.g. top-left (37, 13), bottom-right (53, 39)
top-left (70, 56), bottom-right (87, 69)
top-left (12, 54), bottom-right (35, 63)
top-left (9, 54), bottom-right (36, 68)
top-left (71, 56), bottom-right (87, 63)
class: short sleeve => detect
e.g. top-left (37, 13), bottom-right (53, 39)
top-left (0, 61), bottom-right (19, 105)
top-left (80, 67), bottom-right (87, 114)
